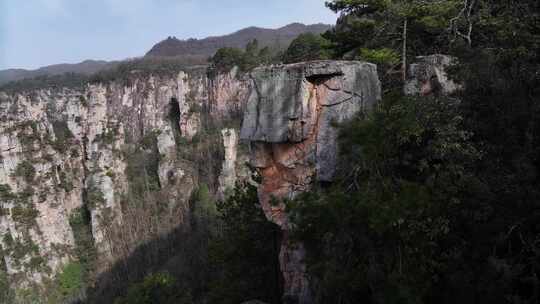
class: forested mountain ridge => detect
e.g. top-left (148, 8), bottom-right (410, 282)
top-left (0, 23), bottom-right (331, 86)
top-left (145, 23), bottom-right (331, 58)
top-left (0, 60), bottom-right (117, 86)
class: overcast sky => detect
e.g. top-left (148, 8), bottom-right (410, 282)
top-left (0, 0), bottom-right (337, 70)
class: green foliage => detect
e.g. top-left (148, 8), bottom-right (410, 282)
top-left (0, 184), bottom-right (16, 201)
top-left (326, 0), bottom-right (391, 14)
top-left (2, 232), bottom-right (13, 247)
top-left (57, 262), bottom-right (84, 297)
top-left (86, 181), bottom-right (106, 209)
top-left (207, 183), bottom-right (282, 304)
top-left (114, 273), bottom-right (193, 304)
top-left (11, 205), bottom-right (39, 226)
top-left (282, 33), bottom-right (332, 64)
top-left (3, 235), bottom-right (40, 266)
top-left (27, 256), bottom-right (45, 271)
top-left (0, 206), bottom-right (9, 216)
top-left (49, 120), bottom-right (75, 153)
top-left (288, 93), bottom-right (484, 303)
top-left (14, 121), bottom-right (41, 149)
top-left (15, 186), bottom-right (35, 205)
top-left (104, 181), bottom-right (281, 304)
top-left (211, 47), bottom-right (245, 72)
top-left (191, 184), bottom-right (217, 228)
top-left (323, 0), bottom-right (463, 88)
top-left (359, 47), bottom-right (400, 65)
top-left (15, 287), bottom-right (42, 304)
top-left (13, 160), bottom-right (36, 183)
top-left (140, 130), bottom-right (160, 150)
top-left (0, 72), bottom-right (89, 93)
top-left (58, 167), bottom-right (75, 193)
top-left (210, 39), bottom-right (278, 72)
top-left (124, 131), bottom-right (161, 199)
top-left (287, 3), bottom-right (540, 296)
top-left (0, 264), bottom-right (15, 304)
top-left (69, 207), bottom-right (96, 280)
top-left (89, 57), bottom-right (206, 85)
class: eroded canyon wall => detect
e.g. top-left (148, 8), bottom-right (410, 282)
top-left (0, 67), bottom-right (249, 298)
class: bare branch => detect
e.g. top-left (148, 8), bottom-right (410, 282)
top-left (449, 0), bottom-right (476, 46)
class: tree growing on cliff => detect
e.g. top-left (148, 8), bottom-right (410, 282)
top-left (210, 47), bottom-right (245, 72)
top-left (324, 0), bottom-right (468, 82)
top-left (210, 41), bottom-right (254, 72)
top-left (282, 33), bottom-right (332, 64)
top-left (210, 39), bottom-right (279, 72)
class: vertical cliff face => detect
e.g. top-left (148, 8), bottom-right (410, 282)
top-left (240, 61), bottom-right (381, 303)
top-left (0, 68), bottom-right (249, 297)
top-left (2, 60), bottom-right (381, 302)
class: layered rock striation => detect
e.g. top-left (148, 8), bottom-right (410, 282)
top-left (241, 61), bottom-right (381, 303)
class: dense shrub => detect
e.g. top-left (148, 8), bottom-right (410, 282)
top-left (51, 120), bottom-right (74, 153)
top-left (0, 184), bottom-right (16, 201)
top-left (89, 57), bottom-right (206, 85)
top-left (0, 73), bottom-right (89, 93)
top-left (69, 207), bottom-right (96, 281)
top-left (210, 48), bottom-right (245, 72)
top-left (210, 39), bottom-right (278, 73)
top-left (282, 33), bottom-right (332, 64)
top-left (288, 93), bottom-right (482, 303)
top-left (86, 181), bottom-right (106, 209)
top-left (57, 262), bottom-right (84, 297)
top-left (13, 161), bottom-right (36, 183)
top-left (0, 265), bottom-right (14, 304)
top-left (11, 205), bottom-right (39, 226)
top-left (207, 183), bottom-right (282, 304)
top-left (113, 273), bottom-right (193, 304)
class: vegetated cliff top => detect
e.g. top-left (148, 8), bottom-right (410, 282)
top-left (0, 60), bottom-right (118, 86)
top-left (145, 23), bottom-right (332, 57)
top-left (0, 57), bottom-right (210, 94)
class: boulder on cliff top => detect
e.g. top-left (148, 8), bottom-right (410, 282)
top-left (240, 60), bottom-right (381, 143)
top-left (240, 60), bottom-right (381, 182)
top-left (404, 54), bottom-right (459, 96)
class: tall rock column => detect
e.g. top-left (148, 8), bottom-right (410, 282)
top-left (240, 61), bottom-right (381, 303)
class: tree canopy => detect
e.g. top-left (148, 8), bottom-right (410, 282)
top-left (210, 39), bottom-right (278, 72)
top-left (282, 33), bottom-right (332, 64)
top-left (285, 1), bottom-right (540, 303)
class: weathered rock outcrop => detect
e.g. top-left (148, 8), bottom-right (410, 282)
top-left (404, 54), bottom-right (459, 96)
top-left (241, 61), bottom-right (381, 303)
top-left (0, 68), bottom-right (249, 297)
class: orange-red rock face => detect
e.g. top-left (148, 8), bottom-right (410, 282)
top-left (241, 61), bottom-right (381, 304)
top-left (256, 81), bottom-right (322, 227)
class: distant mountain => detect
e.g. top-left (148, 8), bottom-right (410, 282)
top-left (145, 23), bottom-right (332, 57)
top-left (0, 23), bottom-right (332, 86)
top-left (0, 60), bottom-right (117, 85)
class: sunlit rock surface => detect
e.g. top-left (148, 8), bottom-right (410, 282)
top-left (0, 68), bottom-right (249, 295)
top-left (241, 60), bottom-right (381, 304)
